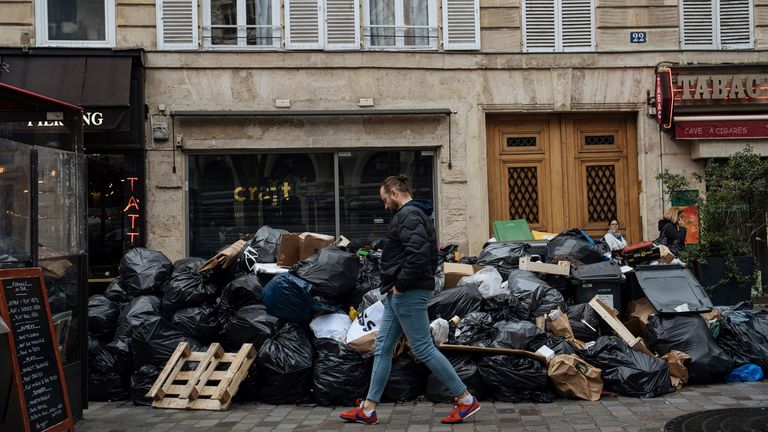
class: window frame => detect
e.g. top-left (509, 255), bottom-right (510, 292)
top-left (363, 0), bottom-right (440, 50)
top-left (202, 0), bottom-right (283, 50)
top-left (521, 0), bottom-right (595, 53)
top-left (679, 0), bottom-right (754, 50)
top-left (34, 0), bottom-right (116, 48)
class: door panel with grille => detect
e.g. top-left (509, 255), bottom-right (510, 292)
top-left (487, 114), bottom-right (640, 244)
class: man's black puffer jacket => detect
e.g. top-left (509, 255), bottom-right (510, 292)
top-left (379, 200), bottom-right (438, 294)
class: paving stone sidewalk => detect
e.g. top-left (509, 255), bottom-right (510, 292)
top-left (77, 381), bottom-right (768, 432)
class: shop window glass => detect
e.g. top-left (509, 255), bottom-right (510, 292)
top-left (188, 153), bottom-right (336, 258)
top-left (0, 139), bottom-right (31, 266)
top-left (87, 153), bottom-right (144, 278)
top-left (338, 150), bottom-right (435, 242)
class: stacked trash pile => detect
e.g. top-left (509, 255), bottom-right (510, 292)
top-left (87, 226), bottom-right (768, 406)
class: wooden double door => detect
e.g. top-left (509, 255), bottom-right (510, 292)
top-left (487, 114), bottom-right (641, 244)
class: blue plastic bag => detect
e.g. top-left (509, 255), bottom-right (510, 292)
top-left (263, 273), bottom-right (338, 324)
top-left (726, 364), bottom-right (764, 383)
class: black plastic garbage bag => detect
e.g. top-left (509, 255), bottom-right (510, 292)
top-left (46, 284), bottom-right (67, 314)
top-left (89, 368), bottom-right (129, 401)
top-left (438, 244), bottom-right (459, 265)
top-left (716, 310), bottom-right (768, 374)
top-left (529, 336), bottom-right (579, 356)
top-left (130, 317), bottom-right (204, 369)
top-left (455, 312), bottom-right (494, 346)
top-left (577, 336), bottom-right (674, 398)
top-left (115, 295), bottom-right (162, 338)
top-left (382, 355), bottom-right (429, 402)
top-left (313, 338), bottom-right (371, 406)
top-left (252, 225), bottom-right (287, 263)
top-left (161, 257), bottom-right (219, 318)
top-left (546, 229), bottom-right (605, 265)
top-left (119, 247), bottom-right (173, 297)
top-left (348, 252), bottom-right (382, 308)
top-left (476, 243), bottom-right (529, 280)
top-left (647, 315), bottom-right (733, 384)
top-left (478, 355), bottom-right (554, 403)
top-left (172, 303), bottom-right (221, 343)
top-left (491, 320), bottom-right (543, 350)
top-left (428, 285), bottom-right (483, 321)
top-left (257, 322), bottom-right (314, 404)
top-left (358, 289), bottom-right (387, 313)
top-left (104, 276), bottom-right (131, 304)
top-left (221, 304), bottom-right (281, 352)
top-left (481, 292), bottom-right (529, 321)
top-left (234, 363), bottom-right (260, 402)
top-left (131, 365), bottom-right (161, 406)
top-left (425, 353), bottom-right (489, 403)
top-left (566, 303), bottom-right (601, 342)
top-left (507, 270), bottom-right (566, 319)
top-left (105, 336), bottom-right (135, 378)
top-left (88, 294), bottom-right (121, 341)
top-left (215, 273), bottom-right (263, 324)
top-left (291, 247), bottom-right (360, 298)
top-left (263, 273), bottom-right (338, 325)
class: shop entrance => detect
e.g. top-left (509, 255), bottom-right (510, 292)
top-left (486, 113), bottom-right (641, 243)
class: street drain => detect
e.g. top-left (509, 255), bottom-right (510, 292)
top-left (664, 407), bottom-right (768, 432)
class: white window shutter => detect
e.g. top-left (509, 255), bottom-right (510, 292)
top-left (442, 0), bottom-right (480, 50)
top-left (325, 0), bottom-right (360, 50)
top-left (523, 0), bottom-right (557, 52)
top-left (680, 0), bottom-right (716, 49)
top-left (286, 0), bottom-right (324, 49)
top-left (560, 0), bottom-right (593, 51)
top-left (156, 0), bottom-right (199, 50)
top-left (718, 0), bottom-right (753, 48)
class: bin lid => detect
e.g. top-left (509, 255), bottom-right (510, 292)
top-left (571, 261), bottom-right (623, 282)
top-left (0, 316), bottom-right (8, 335)
top-left (634, 265), bottom-right (713, 313)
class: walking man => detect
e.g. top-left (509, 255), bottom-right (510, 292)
top-left (340, 174), bottom-right (480, 425)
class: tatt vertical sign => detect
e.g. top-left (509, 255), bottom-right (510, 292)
top-left (123, 177), bottom-right (141, 244)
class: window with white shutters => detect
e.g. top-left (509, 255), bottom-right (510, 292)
top-left (364, 0), bottom-right (439, 49)
top-left (203, 0), bottom-right (282, 48)
top-left (157, 0), bottom-right (199, 50)
top-left (325, 0), bottom-right (361, 50)
top-left (680, 0), bottom-right (753, 49)
top-left (522, 0), bottom-right (593, 52)
top-left (286, 0), bottom-right (324, 49)
top-left (442, 0), bottom-right (480, 50)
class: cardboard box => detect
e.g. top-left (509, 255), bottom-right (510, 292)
top-left (276, 232), bottom-right (335, 267)
top-left (443, 263), bottom-right (481, 289)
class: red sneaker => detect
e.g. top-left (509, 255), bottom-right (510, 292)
top-left (339, 399), bottom-right (379, 425)
top-left (441, 396), bottom-right (480, 424)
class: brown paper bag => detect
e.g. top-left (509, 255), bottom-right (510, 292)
top-left (547, 354), bottom-right (603, 401)
top-left (547, 308), bottom-right (575, 340)
top-left (662, 350), bottom-right (691, 390)
top-left (198, 239), bottom-right (247, 272)
top-left (658, 244), bottom-right (675, 264)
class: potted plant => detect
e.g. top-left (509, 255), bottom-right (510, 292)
top-left (656, 146), bottom-right (768, 305)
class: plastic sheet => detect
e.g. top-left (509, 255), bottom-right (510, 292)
top-left (647, 315), bottom-right (733, 384)
top-left (481, 292), bottom-right (529, 321)
top-left (291, 247), bottom-right (360, 298)
top-left (476, 243), bottom-right (529, 280)
top-left (310, 313), bottom-right (351, 342)
top-left (577, 336), bottom-right (674, 398)
top-left (529, 336), bottom-right (579, 356)
top-left (427, 284), bottom-right (483, 321)
top-left (88, 294), bottom-right (121, 341)
top-left (161, 257), bottom-right (219, 318)
top-left (172, 303), bottom-right (221, 343)
top-left (115, 295), bottom-right (162, 338)
top-left (455, 312), bottom-right (494, 346)
top-left (726, 364), bottom-right (764, 383)
top-left (382, 355), bottom-right (429, 402)
top-left (507, 270), bottom-right (566, 319)
top-left (221, 304), bottom-right (281, 351)
top-left (358, 289), bottom-right (387, 313)
top-left (425, 353), bottom-right (489, 403)
top-left (477, 355), bottom-right (554, 403)
top-left (312, 338), bottom-right (371, 406)
top-left (88, 336), bottom-right (129, 401)
top-left (546, 229), bottom-right (605, 265)
top-left (119, 247), bottom-right (173, 297)
top-left (104, 336), bottom-right (134, 378)
top-left (257, 322), bottom-right (314, 404)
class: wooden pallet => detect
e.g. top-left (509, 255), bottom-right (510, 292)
top-left (145, 342), bottom-right (256, 411)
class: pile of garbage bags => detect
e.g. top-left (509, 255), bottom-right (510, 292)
top-left (86, 226), bottom-right (767, 407)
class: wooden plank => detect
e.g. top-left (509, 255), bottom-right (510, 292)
top-left (211, 344), bottom-right (252, 401)
top-left (177, 370), bottom-right (227, 381)
top-left (166, 385), bottom-right (217, 397)
top-left (180, 344), bottom-right (222, 400)
top-left (588, 296), bottom-right (654, 356)
top-left (190, 344), bottom-right (225, 401)
top-left (439, 344), bottom-right (547, 364)
top-left (154, 397), bottom-right (225, 411)
top-left (147, 342), bottom-right (190, 400)
top-left (519, 256), bottom-right (571, 276)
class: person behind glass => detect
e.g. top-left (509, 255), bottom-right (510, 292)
top-left (657, 207), bottom-right (687, 255)
top-left (340, 174), bottom-right (480, 425)
top-left (603, 219), bottom-right (627, 251)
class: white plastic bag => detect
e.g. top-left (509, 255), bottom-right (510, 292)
top-left (458, 266), bottom-right (504, 298)
top-left (430, 318), bottom-right (449, 346)
top-left (346, 300), bottom-right (385, 354)
top-left (310, 313), bottom-right (352, 342)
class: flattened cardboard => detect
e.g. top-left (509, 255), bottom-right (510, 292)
top-left (276, 232), bottom-right (335, 267)
top-left (443, 263), bottom-right (481, 289)
top-left (439, 344), bottom-right (547, 364)
top-left (662, 350), bottom-right (691, 390)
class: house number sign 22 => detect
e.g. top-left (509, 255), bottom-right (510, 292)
top-left (630, 32), bottom-right (647, 43)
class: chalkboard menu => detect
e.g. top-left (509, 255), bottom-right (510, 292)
top-left (0, 268), bottom-right (73, 432)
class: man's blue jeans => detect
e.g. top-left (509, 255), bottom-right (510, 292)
top-left (366, 289), bottom-right (467, 403)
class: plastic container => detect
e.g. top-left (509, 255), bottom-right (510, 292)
top-left (570, 261), bottom-right (624, 310)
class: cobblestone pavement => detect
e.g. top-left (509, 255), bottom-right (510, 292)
top-left (77, 381), bottom-right (768, 432)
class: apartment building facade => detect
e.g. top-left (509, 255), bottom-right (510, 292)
top-left (1, 0), bottom-right (767, 262)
